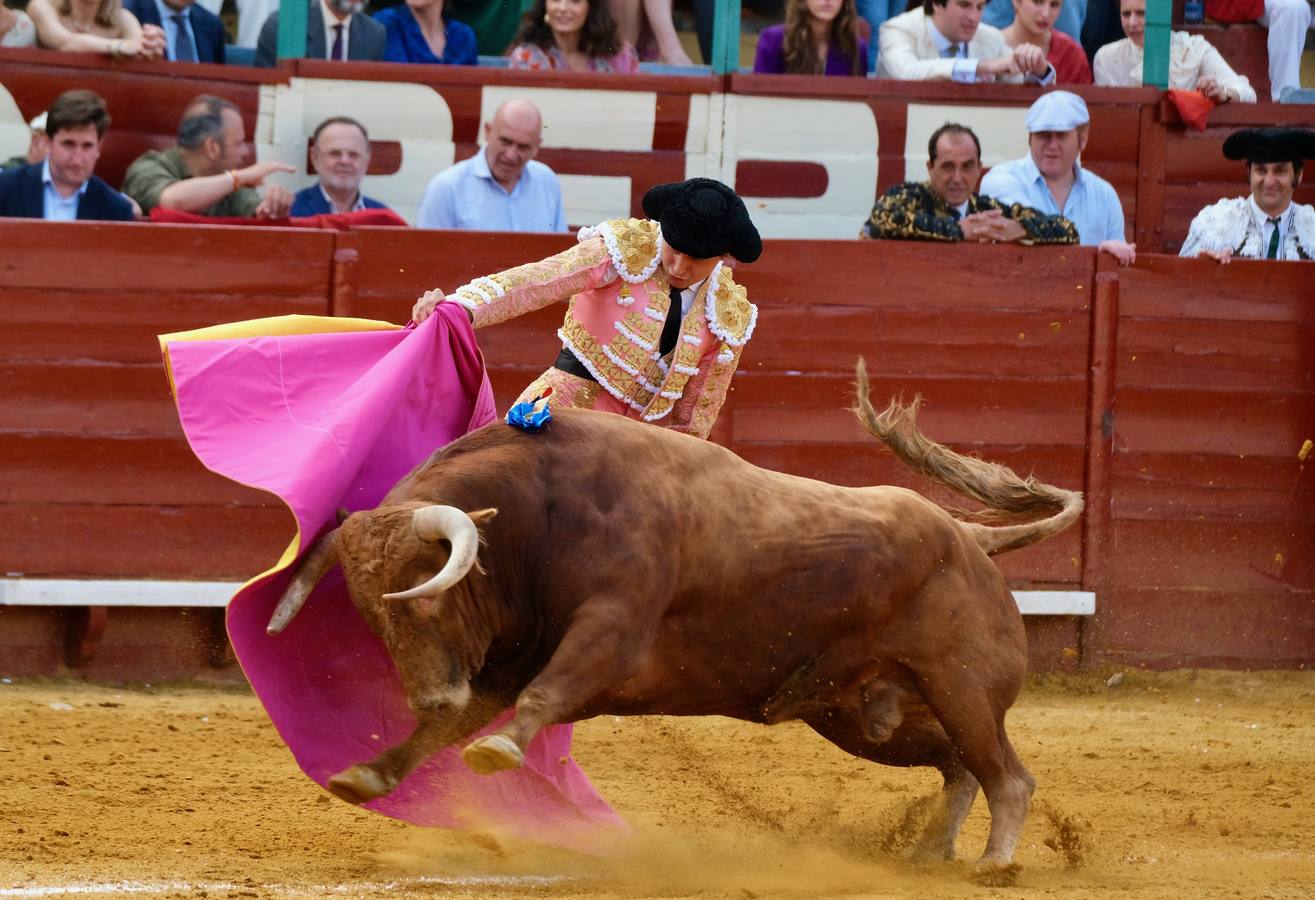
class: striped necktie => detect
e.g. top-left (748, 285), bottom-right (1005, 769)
top-left (1265, 217), bottom-right (1281, 259)
top-left (172, 12), bottom-right (196, 62)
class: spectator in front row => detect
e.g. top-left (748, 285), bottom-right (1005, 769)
top-left (123, 0), bottom-right (226, 63)
top-left (1093, 0), bottom-right (1255, 102)
top-left (122, 94), bottom-right (296, 218)
top-left (1, 0), bottom-right (37, 46)
top-left (877, 0), bottom-right (1056, 84)
top-left (418, 98), bottom-right (566, 232)
top-left (0, 90), bottom-right (134, 222)
top-left (1180, 127), bottom-right (1315, 262)
top-left (863, 122), bottom-right (1078, 243)
top-left (1001, 0), bottom-right (1089, 84)
top-left (983, 0), bottom-right (1084, 44)
top-left (510, 0), bottom-right (638, 73)
top-left (2, 112), bottom-right (49, 171)
top-left (374, 0), bottom-right (477, 65)
top-left (27, 0), bottom-right (166, 59)
top-left (980, 90), bottom-right (1136, 264)
top-left (290, 117), bottom-right (391, 216)
top-left (1254, 0), bottom-right (1312, 101)
top-left (254, 0), bottom-right (386, 67)
top-left (754, 0), bottom-right (868, 76)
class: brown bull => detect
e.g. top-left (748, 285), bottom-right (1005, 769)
top-left (268, 361), bottom-right (1083, 872)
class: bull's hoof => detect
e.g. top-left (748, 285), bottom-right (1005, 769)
top-left (969, 861), bottom-right (1021, 887)
top-left (327, 765), bottom-right (395, 804)
top-left (461, 734), bottom-right (524, 775)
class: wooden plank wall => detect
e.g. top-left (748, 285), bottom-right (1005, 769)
top-left (1090, 255), bottom-right (1315, 668)
top-left (2, 232), bottom-right (1313, 673)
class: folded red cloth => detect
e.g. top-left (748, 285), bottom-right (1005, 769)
top-left (1167, 88), bottom-right (1217, 132)
top-left (1204, 0), bottom-right (1263, 23)
top-left (149, 207), bottom-right (409, 229)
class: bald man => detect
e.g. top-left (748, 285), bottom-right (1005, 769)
top-left (417, 98), bottom-right (566, 232)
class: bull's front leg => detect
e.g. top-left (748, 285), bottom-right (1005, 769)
top-left (328, 684), bottom-right (511, 804)
top-left (461, 600), bottom-right (649, 775)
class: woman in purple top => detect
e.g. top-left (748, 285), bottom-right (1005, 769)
top-left (753, 0), bottom-right (867, 76)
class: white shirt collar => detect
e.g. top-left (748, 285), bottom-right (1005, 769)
top-left (954, 199), bottom-right (970, 218)
top-left (319, 0), bottom-right (352, 56)
top-left (927, 19), bottom-right (960, 56)
top-left (318, 183), bottom-right (363, 213)
top-left (674, 277), bottom-right (707, 315)
top-left (40, 158), bottom-right (89, 197)
top-left (1249, 194), bottom-right (1291, 226)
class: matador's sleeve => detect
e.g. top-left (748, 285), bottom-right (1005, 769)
top-left (983, 195), bottom-right (1079, 245)
top-left (449, 234), bottom-right (617, 329)
top-left (865, 183), bottom-right (964, 242)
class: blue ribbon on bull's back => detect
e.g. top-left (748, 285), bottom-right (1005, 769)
top-left (506, 391), bottom-right (553, 433)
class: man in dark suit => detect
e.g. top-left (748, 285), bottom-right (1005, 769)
top-left (289, 116), bottom-right (392, 216)
top-left (254, 0), bottom-right (386, 67)
top-left (0, 90), bottom-right (134, 223)
top-left (124, 0), bottom-right (226, 63)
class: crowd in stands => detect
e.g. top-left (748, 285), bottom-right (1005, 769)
top-left (0, 0), bottom-right (1307, 99)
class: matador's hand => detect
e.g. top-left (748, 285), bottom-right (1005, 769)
top-left (412, 289), bottom-right (446, 324)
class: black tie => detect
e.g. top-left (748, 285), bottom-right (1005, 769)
top-left (1266, 217), bottom-right (1281, 259)
top-left (659, 285), bottom-right (682, 357)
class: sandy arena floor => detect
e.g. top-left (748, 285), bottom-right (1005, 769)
top-left (0, 669), bottom-right (1312, 899)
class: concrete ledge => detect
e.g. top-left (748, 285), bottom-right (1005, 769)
top-left (0, 579), bottom-right (1096, 615)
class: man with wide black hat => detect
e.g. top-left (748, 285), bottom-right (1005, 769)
top-left (411, 178), bottom-right (762, 439)
top-left (1180, 127), bottom-right (1315, 262)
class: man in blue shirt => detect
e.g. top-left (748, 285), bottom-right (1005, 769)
top-left (980, 90), bottom-right (1136, 265)
top-left (417, 99), bottom-right (566, 233)
top-left (0, 90), bottom-right (133, 222)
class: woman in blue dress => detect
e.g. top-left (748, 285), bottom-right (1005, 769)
top-left (373, 0), bottom-right (478, 65)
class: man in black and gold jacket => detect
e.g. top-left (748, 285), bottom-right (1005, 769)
top-left (862, 123), bottom-right (1077, 244)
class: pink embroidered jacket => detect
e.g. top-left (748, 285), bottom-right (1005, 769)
top-left (450, 217), bottom-right (758, 440)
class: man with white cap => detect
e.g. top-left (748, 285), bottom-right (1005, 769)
top-left (980, 90), bottom-right (1135, 265)
top-left (1179, 127), bottom-right (1315, 263)
top-left (1, 112), bottom-right (50, 172)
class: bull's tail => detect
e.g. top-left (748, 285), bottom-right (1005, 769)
top-left (851, 359), bottom-right (1084, 556)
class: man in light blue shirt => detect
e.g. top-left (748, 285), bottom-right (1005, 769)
top-left (980, 90), bottom-right (1136, 265)
top-left (418, 99), bottom-right (566, 233)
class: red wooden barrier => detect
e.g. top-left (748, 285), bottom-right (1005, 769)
top-left (2, 219), bottom-right (1312, 676)
top-left (1092, 254), bottom-right (1315, 668)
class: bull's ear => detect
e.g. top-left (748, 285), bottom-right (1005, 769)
top-left (335, 507), bottom-right (350, 526)
top-left (468, 508), bottom-right (498, 526)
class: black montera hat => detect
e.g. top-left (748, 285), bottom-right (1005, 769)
top-left (1221, 127), bottom-right (1315, 165)
top-left (642, 178), bottom-right (762, 263)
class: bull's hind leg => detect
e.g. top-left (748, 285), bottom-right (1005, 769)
top-left (328, 687), bottom-right (508, 804)
top-left (913, 668), bottom-right (1035, 873)
top-left (807, 706), bottom-right (980, 863)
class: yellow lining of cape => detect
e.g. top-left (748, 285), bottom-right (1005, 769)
top-left (156, 314), bottom-right (402, 609)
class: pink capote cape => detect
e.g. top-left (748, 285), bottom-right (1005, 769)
top-left (158, 306), bottom-right (625, 847)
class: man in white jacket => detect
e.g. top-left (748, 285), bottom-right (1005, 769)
top-left (1180, 127), bottom-right (1315, 263)
top-left (876, 0), bottom-right (1055, 83)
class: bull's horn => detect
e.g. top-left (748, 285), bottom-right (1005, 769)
top-left (381, 505), bottom-right (479, 601)
top-left (267, 528), bottom-right (340, 636)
